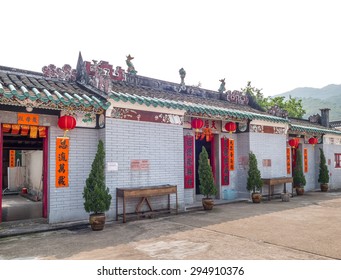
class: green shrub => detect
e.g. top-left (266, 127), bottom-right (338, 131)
top-left (83, 140), bottom-right (112, 214)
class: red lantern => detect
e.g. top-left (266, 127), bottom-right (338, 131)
top-left (225, 122), bottom-right (237, 134)
top-left (58, 115), bottom-right (76, 137)
top-left (289, 138), bottom-right (299, 148)
top-left (191, 118), bottom-right (204, 132)
top-left (308, 137), bottom-right (318, 146)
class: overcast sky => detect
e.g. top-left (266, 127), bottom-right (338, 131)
top-left (1, 0), bottom-right (340, 96)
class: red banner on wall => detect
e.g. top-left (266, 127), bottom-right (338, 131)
top-left (286, 147), bottom-right (291, 174)
top-left (184, 135), bottom-right (194, 189)
top-left (228, 139), bottom-right (235, 171)
top-left (221, 138), bottom-right (230, 185)
top-left (56, 138), bottom-right (69, 188)
top-left (304, 148), bottom-right (308, 173)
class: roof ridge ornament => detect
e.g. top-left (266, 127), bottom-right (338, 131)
top-left (218, 78), bottom-right (226, 93)
top-left (126, 54), bottom-right (137, 75)
top-left (42, 64), bottom-right (76, 82)
top-left (178, 68), bottom-right (186, 92)
top-left (267, 105), bottom-right (288, 118)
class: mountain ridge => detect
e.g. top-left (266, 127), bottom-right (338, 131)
top-left (272, 84), bottom-right (341, 121)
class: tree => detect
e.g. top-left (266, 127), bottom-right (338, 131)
top-left (242, 81), bottom-right (306, 118)
top-left (293, 149), bottom-right (306, 188)
top-left (246, 152), bottom-right (263, 193)
top-left (318, 148), bottom-right (329, 184)
top-left (198, 146), bottom-right (217, 198)
top-left (83, 140), bottom-right (112, 214)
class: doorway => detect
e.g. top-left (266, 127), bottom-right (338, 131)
top-left (195, 136), bottom-right (216, 195)
top-left (1, 126), bottom-right (48, 223)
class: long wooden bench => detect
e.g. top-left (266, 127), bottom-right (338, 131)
top-left (261, 177), bottom-right (293, 200)
top-left (116, 184), bottom-right (178, 223)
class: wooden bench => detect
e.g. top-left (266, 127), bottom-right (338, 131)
top-left (261, 177), bottom-right (293, 200)
top-left (116, 184), bottom-right (178, 223)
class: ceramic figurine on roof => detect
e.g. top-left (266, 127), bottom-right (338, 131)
top-left (126, 55), bottom-right (137, 75)
top-left (179, 67), bottom-right (186, 91)
top-left (218, 78), bottom-right (226, 93)
top-left (179, 68), bottom-right (186, 84)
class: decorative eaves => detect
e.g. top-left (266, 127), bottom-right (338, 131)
top-left (0, 69), bottom-right (110, 113)
top-left (109, 91), bottom-right (288, 123)
top-left (289, 124), bottom-right (341, 135)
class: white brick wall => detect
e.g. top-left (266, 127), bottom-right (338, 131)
top-left (48, 126), bottom-right (99, 223)
top-left (250, 132), bottom-right (289, 195)
top-left (103, 118), bottom-right (184, 220)
top-left (323, 141), bottom-right (341, 189)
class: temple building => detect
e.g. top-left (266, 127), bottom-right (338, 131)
top-left (1, 53), bottom-right (341, 224)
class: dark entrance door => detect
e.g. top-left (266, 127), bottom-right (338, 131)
top-left (195, 137), bottom-right (214, 195)
top-left (0, 126), bottom-right (48, 223)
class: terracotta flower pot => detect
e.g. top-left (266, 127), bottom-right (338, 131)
top-left (320, 183), bottom-right (328, 192)
top-left (202, 198), bottom-right (214, 210)
top-left (251, 193), bottom-right (262, 203)
top-left (295, 187), bottom-right (304, 195)
top-left (89, 213), bottom-right (106, 231)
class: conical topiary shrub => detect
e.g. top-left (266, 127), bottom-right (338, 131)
top-left (318, 148), bottom-right (329, 192)
top-left (83, 140), bottom-right (112, 230)
top-left (293, 149), bottom-right (306, 195)
top-left (246, 152), bottom-right (263, 202)
top-left (198, 146), bottom-right (217, 210)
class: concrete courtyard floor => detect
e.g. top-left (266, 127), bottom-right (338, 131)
top-left (0, 190), bottom-right (341, 260)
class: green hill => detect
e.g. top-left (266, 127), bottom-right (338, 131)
top-left (273, 84), bottom-right (341, 121)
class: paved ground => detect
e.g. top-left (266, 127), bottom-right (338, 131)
top-left (0, 190), bottom-right (341, 260)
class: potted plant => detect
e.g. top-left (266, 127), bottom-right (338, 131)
top-left (293, 149), bottom-right (306, 195)
top-left (318, 148), bottom-right (329, 192)
top-left (198, 146), bottom-right (217, 210)
top-left (83, 140), bottom-right (112, 231)
top-left (246, 152), bottom-right (263, 203)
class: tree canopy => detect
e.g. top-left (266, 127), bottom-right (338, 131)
top-left (242, 81), bottom-right (306, 118)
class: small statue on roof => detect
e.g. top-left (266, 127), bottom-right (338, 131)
top-left (179, 68), bottom-right (186, 84)
top-left (218, 78), bottom-right (226, 93)
top-left (178, 68), bottom-right (186, 91)
top-left (126, 54), bottom-right (137, 75)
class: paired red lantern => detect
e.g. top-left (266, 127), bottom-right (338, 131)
top-left (58, 115), bottom-right (76, 137)
top-left (308, 137), bottom-right (318, 146)
top-left (225, 122), bottom-right (237, 134)
top-left (191, 118), bottom-right (204, 132)
top-left (288, 138), bottom-right (299, 148)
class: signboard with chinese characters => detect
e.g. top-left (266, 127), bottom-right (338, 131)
top-left (221, 138), bottom-right (230, 185)
top-left (304, 148), bottom-right (308, 173)
top-left (9, 150), bottom-right (16, 167)
top-left (228, 139), bottom-right (235, 171)
top-left (17, 113), bottom-right (39, 126)
top-left (130, 160), bottom-right (150, 171)
top-left (286, 148), bottom-right (291, 174)
top-left (184, 135), bottom-right (194, 189)
top-left (56, 138), bottom-right (69, 188)
top-left (183, 117), bottom-right (221, 132)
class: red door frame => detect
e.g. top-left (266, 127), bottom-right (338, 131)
top-left (0, 125), bottom-right (3, 223)
top-left (210, 136), bottom-right (216, 183)
top-left (42, 127), bottom-right (48, 218)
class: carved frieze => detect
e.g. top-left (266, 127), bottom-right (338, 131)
top-left (226, 90), bottom-right (249, 105)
